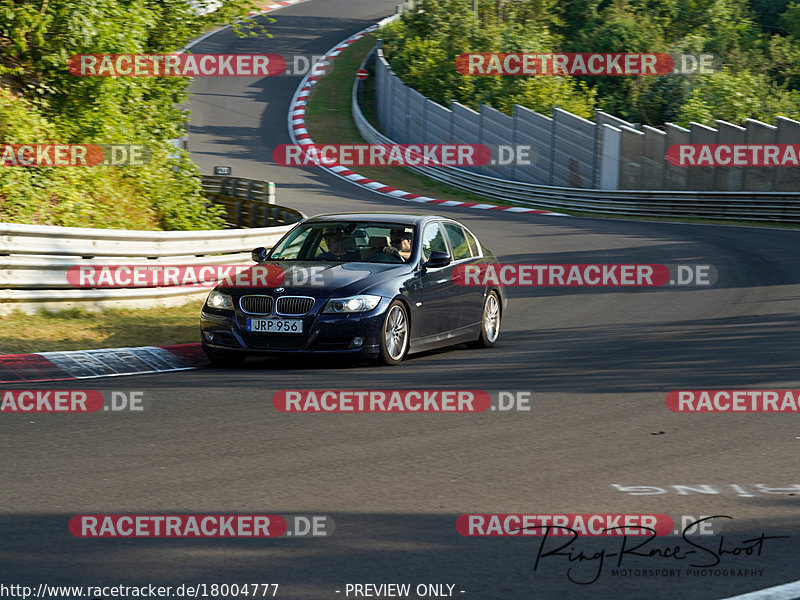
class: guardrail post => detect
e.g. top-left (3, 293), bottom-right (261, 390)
top-left (267, 182), bottom-right (276, 204)
top-left (250, 203), bottom-right (258, 227)
top-left (599, 125), bottom-right (621, 190)
top-left (235, 201), bottom-right (243, 227)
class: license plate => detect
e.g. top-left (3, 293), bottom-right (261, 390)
top-left (246, 318), bottom-right (303, 334)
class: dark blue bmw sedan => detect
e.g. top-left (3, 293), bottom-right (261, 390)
top-left (200, 213), bottom-right (506, 365)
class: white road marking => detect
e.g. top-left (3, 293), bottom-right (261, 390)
top-left (719, 580), bottom-right (800, 600)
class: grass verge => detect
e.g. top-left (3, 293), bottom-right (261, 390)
top-left (0, 303), bottom-right (203, 355)
top-left (304, 35), bottom-right (501, 206)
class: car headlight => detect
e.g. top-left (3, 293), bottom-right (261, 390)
top-left (323, 295), bottom-right (382, 313)
top-left (206, 290), bottom-right (234, 310)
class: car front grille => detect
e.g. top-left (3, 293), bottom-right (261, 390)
top-left (275, 296), bottom-right (315, 316)
top-left (239, 295), bottom-right (274, 315)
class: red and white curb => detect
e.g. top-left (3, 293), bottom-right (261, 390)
top-left (287, 24), bottom-right (565, 216)
top-left (0, 344), bottom-right (207, 384)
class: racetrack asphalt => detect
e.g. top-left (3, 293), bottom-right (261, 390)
top-left (2, 2), bottom-right (800, 599)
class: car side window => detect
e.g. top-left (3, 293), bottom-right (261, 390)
top-left (421, 222), bottom-right (448, 261)
top-left (443, 222), bottom-right (471, 261)
top-left (463, 226), bottom-right (481, 257)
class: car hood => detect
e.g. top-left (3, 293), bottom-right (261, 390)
top-left (218, 261), bottom-right (412, 297)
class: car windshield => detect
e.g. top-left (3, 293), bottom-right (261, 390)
top-left (268, 221), bottom-right (416, 263)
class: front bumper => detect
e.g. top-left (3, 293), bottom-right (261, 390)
top-left (200, 298), bottom-right (391, 357)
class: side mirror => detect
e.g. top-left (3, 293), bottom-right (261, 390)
top-left (251, 247), bottom-right (268, 263)
top-left (425, 251), bottom-right (451, 269)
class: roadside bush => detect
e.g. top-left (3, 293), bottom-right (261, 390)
top-left (0, 0), bottom-right (264, 230)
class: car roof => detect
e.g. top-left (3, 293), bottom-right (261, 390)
top-left (304, 213), bottom-right (450, 227)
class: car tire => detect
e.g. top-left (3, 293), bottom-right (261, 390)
top-left (203, 345), bottom-right (246, 367)
top-left (379, 300), bottom-right (409, 365)
top-left (468, 291), bottom-right (501, 348)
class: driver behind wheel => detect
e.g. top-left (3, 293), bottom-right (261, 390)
top-left (382, 228), bottom-right (412, 262)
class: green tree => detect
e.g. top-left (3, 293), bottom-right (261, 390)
top-left (569, 0), bottom-right (666, 122)
top-left (0, 0), bottom-right (265, 230)
top-left (382, 0), bottom-right (596, 118)
top-left (749, 0), bottom-right (791, 33)
top-left (780, 0), bottom-right (800, 36)
top-left (766, 33), bottom-right (800, 89)
top-left (677, 67), bottom-right (800, 126)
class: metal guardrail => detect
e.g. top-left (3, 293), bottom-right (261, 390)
top-left (354, 47), bottom-right (800, 223)
top-left (0, 178), bottom-right (306, 313)
top-left (201, 176), bottom-right (304, 228)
